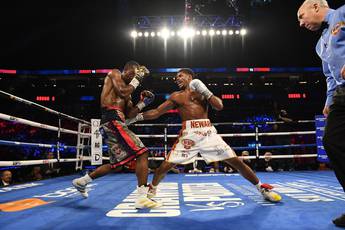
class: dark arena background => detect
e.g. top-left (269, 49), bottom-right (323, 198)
top-left (1, 0), bottom-right (345, 229)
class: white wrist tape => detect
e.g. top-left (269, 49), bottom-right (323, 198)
top-left (136, 113), bottom-right (144, 122)
top-left (203, 90), bottom-right (213, 100)
top-left (129, 77), bottom-right (140, 89)
top-left (136, 101), bottom-right (146, 111)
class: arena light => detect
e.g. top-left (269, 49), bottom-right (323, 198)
top-left (130, 27), bottom-right (248, 39)
top-left (209, 29), bottom-right (215, 36)
top-left (179, 27), bottom-right (195, 39)
top-left (130, 30), bottom-right (137, 38)
top-left (160, 28), bottom-right (170, 39)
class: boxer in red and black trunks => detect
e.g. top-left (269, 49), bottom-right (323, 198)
top-left (73, 61), bottom-right (161, 209)
top-left (100, 105), bottom-right (148, 167)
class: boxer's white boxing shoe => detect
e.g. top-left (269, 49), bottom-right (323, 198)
top-left (72, 178), bottom-right (89, 198)
top-left (259, 183), bottom-right (282, 202)
top-left (135, 185), bottom-right (162, 209)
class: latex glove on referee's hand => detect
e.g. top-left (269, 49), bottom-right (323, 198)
top-left (125, 113), bottom-right (144, 126)
top-left (129, 66), bottom-right (150, 89)
top-left (189, 79), bottom-right (213, 100)
top-left (136, 90), bottom-right (155, 111)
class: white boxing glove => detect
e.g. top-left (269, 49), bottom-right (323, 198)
top-left (189, 79), bottom-right (213, 99)
top-left (125, 113), bottom-right (144, 126)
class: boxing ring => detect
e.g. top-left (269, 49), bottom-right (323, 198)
top-left (0, 90), bottom-right (344, 230)
top-left (0, 172), bottom-right (344, 230)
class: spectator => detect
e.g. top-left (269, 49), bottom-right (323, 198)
top-left (257, 152), bottom-right (279, 172)
top-left (263, 152), bottom-right (274, 172)
top-left (30, 166), bottom-right (43, 181)
top-left (241, 151), bottom-right (255, 170)
top-left (41, 151), bottom-right (61, 178)
top-left (0, 170), bottom-right (12, 187)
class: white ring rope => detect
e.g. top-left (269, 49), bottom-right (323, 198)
top-left (131, 120), bottom-right (315, 127)
top-left (0, 90), bottom-right (90, 125)
top-left (0, 113), bottom-right (91, 137)
top-left (0, 112), bottom-right (314, 138)
top-left (0, 154), bottom-right (318, 167)
top-left (257, 131), bottom-right (316, 136)
top-left (258, 154), bottom-right (317, 159)
top-left (0, 159), bottom-right (83, 166)
top-left (192, 154), bottom-right (318, 160)
top-left (0, 139), bottom-right (83, 149)
top-left (135, 131), bottom-right (315, 138)
top-left (0, 92), bottom-right (316, 135)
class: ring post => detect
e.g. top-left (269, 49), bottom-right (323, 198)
top-left (164, 127), bottom-right (168, 157)
top-left (56, 117), bottom-right (62, 162)
top-left (255, 124), bottom-right (259, 159)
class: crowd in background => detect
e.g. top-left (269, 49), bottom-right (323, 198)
top-left (0, 108), bottom-right (325, 187)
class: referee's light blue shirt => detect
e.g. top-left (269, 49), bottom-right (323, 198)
top-left (316, 5), bottom-right (345, 107)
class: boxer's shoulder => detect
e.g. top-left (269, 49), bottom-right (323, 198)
top-left (107, 69), bottom-right (121, 78)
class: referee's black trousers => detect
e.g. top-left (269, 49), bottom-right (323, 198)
top-left (323, 85), bottom-right (345, 192)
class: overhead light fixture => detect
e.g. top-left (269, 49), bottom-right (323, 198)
top-left (130, 30), bottom-right (137, 38)
top-left (209, 29), bottom-right (215, 36)
top-left (160, 28), bottom-right (170, 39)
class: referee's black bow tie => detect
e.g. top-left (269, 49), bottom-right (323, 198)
top-left (320, 21), bottom-right (329, 30)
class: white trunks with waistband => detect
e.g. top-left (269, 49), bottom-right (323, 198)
top-left (166, 119), bottom-right (236, 164)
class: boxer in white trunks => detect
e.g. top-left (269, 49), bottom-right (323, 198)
top-left (127, 68), bottom-right (282, 203)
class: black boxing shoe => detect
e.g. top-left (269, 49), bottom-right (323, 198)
top-left (333, 214), bottom-right (345, 227)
